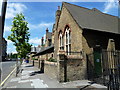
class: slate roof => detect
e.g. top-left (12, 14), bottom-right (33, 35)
top-left (63, 2), bottom-right (120, 34)
top-left (32, 45), bottom-right (54, 56)
top-left (31, 47), bottom-right (40, 53)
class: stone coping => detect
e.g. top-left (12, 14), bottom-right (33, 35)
top-left (45, 61), bottom-right (57, 66)
top-left (30, 60), bottom-right (57, 66)
top-left (66, 55), bottom-right (83, 60)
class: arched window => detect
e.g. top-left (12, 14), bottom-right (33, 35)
top-left (59, 32), bottom-right (64, 50)
top-left (65, 26), bottom-right (71, 55)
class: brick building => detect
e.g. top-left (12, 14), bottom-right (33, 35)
top-left (32, 2), bottom-right (120, 82)
top-left (2, 38), bottom-right (7, 61)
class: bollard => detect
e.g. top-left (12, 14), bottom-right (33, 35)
top-left (40, 60), bottom-right (44, 73)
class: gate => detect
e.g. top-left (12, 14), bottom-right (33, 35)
top-left (87, 49), bottom-right (120, 90)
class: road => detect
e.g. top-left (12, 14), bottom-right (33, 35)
top-left (1, 61), bottom-right (16, 83)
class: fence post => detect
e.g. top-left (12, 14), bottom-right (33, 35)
top-left (38, 60), bottom-right (40, 69)
top-left (40, 60), bottom-right (44, 73)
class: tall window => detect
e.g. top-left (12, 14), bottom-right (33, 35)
top-left (59, 32), bottom-right (64, 50)
top-left (65, 26), bottom-right (71, 55)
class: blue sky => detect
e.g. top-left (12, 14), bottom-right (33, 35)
top-left (2, 1), bottom-right (119, 54)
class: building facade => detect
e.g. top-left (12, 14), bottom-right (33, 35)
top-left (2, 38), bottom-right (7, 61)
top-left (32, 2), bottom-right (120, 82)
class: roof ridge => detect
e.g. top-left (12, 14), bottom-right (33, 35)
top-left (63, 2), bottom-right (91, 11)
top-left (63, 2), bottom-right (119, 19)
top-left (102, 12), bottom-right (119, 18)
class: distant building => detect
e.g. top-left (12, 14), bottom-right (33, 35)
top-left (29, 46), bottom-right (41, 60)
top-left (0, 1), bottom-right (7, 61)
top-left (2, 38), bottom-right (7, 61)
top-left (0, 16), bottom-right (7, 61)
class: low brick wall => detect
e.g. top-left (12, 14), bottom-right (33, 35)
top-left (67, 58), bottom-right (87, 81)
top-left (29, 60), bottom-right (58, 79)
top-left (58, 54), bottom-right (87, 82)
top-left (44, 61), bottom-right (58, 79)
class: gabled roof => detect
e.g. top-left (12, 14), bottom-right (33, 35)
top-left (63, 2), bottom-right (120, 34)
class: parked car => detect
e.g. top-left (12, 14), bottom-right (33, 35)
top-left (8, 58), bottom-right (12, 61)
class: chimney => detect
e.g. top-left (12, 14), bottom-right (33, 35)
top-left (58, 6), bottom-right (60, 10)
top-left (46, 28), bottom-right (49, 33)
top-left (41, 37), bottom-right (44, 46)
top-left (55, 6), bottom-right (61, 31)
top-left (56, 6), bottom-right (61, 16)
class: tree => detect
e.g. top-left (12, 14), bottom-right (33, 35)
top-left (8, 13), bottom-right (31, 58)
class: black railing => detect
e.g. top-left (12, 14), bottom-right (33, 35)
top-left (87, 50), bottom-right (120, 90)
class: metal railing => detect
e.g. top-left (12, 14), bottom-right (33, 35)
top-left (87, 50), bottom-right (120, 90)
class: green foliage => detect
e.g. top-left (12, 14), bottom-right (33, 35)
top-left (32, 57), bottom-right (38, 60)
top-left (8, 13), bottom-right (32, 58)
top-left (47, 57), bottom-right (57, 62)
top-left (32, 57), bottom-right (35, 60)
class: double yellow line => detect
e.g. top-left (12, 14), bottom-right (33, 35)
top-left (0, 67), bottom-right (16, 87)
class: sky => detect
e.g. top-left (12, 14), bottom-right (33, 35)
top-left (0, 0), bottom-right (119, 54)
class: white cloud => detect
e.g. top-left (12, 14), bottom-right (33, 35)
top-left (103, 0), bottom-right (118, 13)
top-left (43, 34), bottom-right (46, 43)
top-left (6, 3), bottom-right (27, 19)
top-left (4, 26), bottom-right (12, 32)
top-left (5, 38), bottom-right (13, 45)
top-left (12, 51), bottom-right (17, 54)
top-left (28, 22), bottom-right (53, 30)
top-left (29, 37), bottom-right (41, 45)
top-left (7, 46), bottom-right (17, 54)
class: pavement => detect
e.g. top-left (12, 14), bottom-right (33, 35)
top-left (1, 61), bottom-right (107, 89)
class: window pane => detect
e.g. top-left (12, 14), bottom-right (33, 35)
top-left (66, 32), bottom-right (67, 44)
top-left (62, 36), bottom-right (64, 46)
top-left (69, 44), bottom-right (71, 53)
top-left (60, 37), bottom-right (61, 46)
top-left (69, 32), bottom-right (71, 43)
top-left (66, 45), bottom-right (68, 53)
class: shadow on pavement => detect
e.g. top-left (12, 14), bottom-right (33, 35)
top-left (29, 71), bottom-right (44, 76)
top-left (25, 65), bottom-right (34, 67)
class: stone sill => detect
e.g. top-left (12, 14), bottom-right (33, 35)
top-left (45, 61), bottom-right (57, 66)
top-left (66, 55), bottom-right (83, 60)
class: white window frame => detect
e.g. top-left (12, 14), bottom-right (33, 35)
top-left (65, 27), bottom-right (71, 55)
top-left (59, 32), bottom-right (64, 50)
